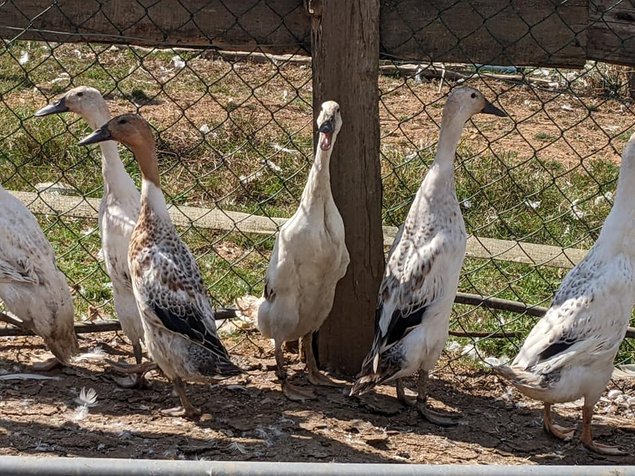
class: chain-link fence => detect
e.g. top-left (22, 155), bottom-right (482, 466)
top-left (1, 1), bottom-right (634, 371)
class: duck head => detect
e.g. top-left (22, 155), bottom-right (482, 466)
top-left (443, 87), bottom-right (507, 124)
top-left (35, 86), bottom-right (106, 118)
top-left (316, 101), bottom-right (343, 151)
top-left (78, 114), bottom-right (153, 150)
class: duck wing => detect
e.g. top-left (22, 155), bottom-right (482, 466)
top-left (134, 238), bottom-right (239, 373)
top-left (0, 256), bottom-right (39, 284)
top-left (513, 254), bottom-right (633, 375)
top-left (365, 231), bottom-right (457, 371)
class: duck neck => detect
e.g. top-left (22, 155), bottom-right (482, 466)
top-left (300, 137), bottom-right (335, 208)
top-left (82, 103), bottom-right (131, 193)
top-left (425, 113), bottom-right (466, 193)
top-left (599, 144), bottom-right (635, 247)
top-left (136, 147), bottom-right (169, 221)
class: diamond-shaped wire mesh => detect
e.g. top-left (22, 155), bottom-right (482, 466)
top-left (0, 1), bottom-right (634, 370)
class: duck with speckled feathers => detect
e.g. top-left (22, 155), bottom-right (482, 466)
top-left (79, 114), bottom-right (242, 418)
top-left (350, 87), bottom-right (507, 426)
top-left (493, 133), bottom-right (635, 456)
top-left (0, 185), bottom-right (78, 369)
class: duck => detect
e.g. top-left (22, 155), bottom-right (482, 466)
top-left (350, 87), bottom-right (506, 425)
top-left (78, 114), bottom-right (241, 417)
top-left (35, 87), bottom-right (146, 385)
top-left (0, 185), bottom-right (78, 368)
top-left (493, 134), bottom-right (635, 456)
top-left (257, 101), bottom-right (350, 401)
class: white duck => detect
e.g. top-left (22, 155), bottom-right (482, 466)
top-left (494, 134), bottom-right (635, 456)
top-left (350, 87), bottom-right (506, 425)
top-left (79, 114), bottom-right (241, 417)
top-left (0, 185), bottom-right (78, 368)
top-left (257, 101), bottom-right (350, 401)
top-left (35, 87), bottom-right (146, 385)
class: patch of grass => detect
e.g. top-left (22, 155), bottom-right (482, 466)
top-left (534, 131), bottom-right (557, 142)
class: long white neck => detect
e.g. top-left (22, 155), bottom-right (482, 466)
top-left (299, 137), bottom-right (335, 210)
top-left (421, 112), bottom-right (466, 195)
top-left (81, 103), bottom-right (136, 196)
top-left (597, 140), bottom-right (635, 252)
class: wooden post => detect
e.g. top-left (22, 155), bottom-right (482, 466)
top-left (309, 0), bottom-right (384, 376)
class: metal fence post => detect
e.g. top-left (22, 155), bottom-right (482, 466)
top-left (309, 0), bottom-right (384, 375)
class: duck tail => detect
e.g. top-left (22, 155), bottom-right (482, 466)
top-left (216, 356), bottom-right (245, 377)
top-left (492, 364), bottom-right (544, 390)
top-left (491, 364), bottom-right (517, 381)
top-left (44, 321), bottom-right (79, 365)
top-left (350, 348), bottom-right (400, 396)
top-left (350, 373), bottom-right (382, 396)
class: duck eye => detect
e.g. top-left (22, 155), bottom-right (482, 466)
top-left (77, 92), bottom-right (84, 97)
top-left (471, 92), bottom-right (477, 99)
top-left (119, 119), bottom-right (127, 124)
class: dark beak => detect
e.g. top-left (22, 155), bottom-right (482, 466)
top-left (34, 97), bottom-right (69, 117)
top-left (318, 117), bottom-right (334, 134)
top-left (78, 125), bottom-right (112, 146)
top-left (481, 100), bottom-right (507, 117)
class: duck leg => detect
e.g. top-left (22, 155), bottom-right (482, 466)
top-left (414, 370), bottom-right (460, 427)
top-left (32, 357), bottom-right (63, 371)
top-left (580, 402), bottom-right (626, 455)
top-left (303, 332), bottom-right (345, 387)
top-left (127, 341), bottom-right (150, 388)
top-left (396, 378), bottom-right (415, 406)
top-left (107, 357), bottom-right (157, 389)
top-left (543, 403), bottom-right (575, 441)
top-left (106, 358), bottom-right (157, 375)
top-left (275, 339), bottom-right (315, 401)
top-left (161, 377), bottom-right (201, 418)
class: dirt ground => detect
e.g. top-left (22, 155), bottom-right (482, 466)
top-left (1, 330), bottom-right (634, 465)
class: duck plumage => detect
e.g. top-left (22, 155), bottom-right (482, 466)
top-left (351, 87), bottom-right (506, 426)
top-left (494, 134), bottom-right (635, 455)
top-left (35, 87), bottom-right (145, 367)
top-left (79, 113), bottom-right (240, 417)
top-left (0, 185), bottom-right (77, 364)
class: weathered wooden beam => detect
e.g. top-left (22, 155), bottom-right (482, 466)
top-left (11, 190), bottom-right (287, 235)
top-left (0, 0), bottom-right (311, 54)
top-left (8, 0), bottom-right (634, 67)
top-left (379, 0), bottom-right (589, 68)
top-left (587, 0), bottom-right (635, 66)
top-left (12, 190), bottom-right (587, 269)
top-left (311, 0), bottom-right (384, 376)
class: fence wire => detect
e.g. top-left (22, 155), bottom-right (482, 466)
top-left (0, 1), bottom-right (634, 376)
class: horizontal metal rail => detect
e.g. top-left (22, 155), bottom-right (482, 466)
top-left (0, 457), bottom-right (634, 476)
top-left (2, 293), bottom-right (634, 339)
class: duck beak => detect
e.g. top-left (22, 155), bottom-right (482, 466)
top-left (318, 117), bottom-right (335, 151)
top-left (34, 97), bottom-right (68, 117)
top-left (78, 125), bottom-right (112, 146)
top-left (481, 100), bottom-right (507, 117)
top-left (318, 117), bottom-right (334, 134)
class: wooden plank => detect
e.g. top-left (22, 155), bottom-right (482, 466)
top-left (4, 0), bottom-right (622, 68)
top-left (587, 0), bottom-right (635, 65)
top-left (380, 0), bottom-right (589, 68)
top-left (11, 191), bottom-right (287, 235)
top-left (311, 0), bottom-right (385, 376)
top-left (13, 190), bottom-right (587, 269)
top-left (0, 0), bottom-right (311, 54)
top-left (465, 236), bottom-right (586, 269)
